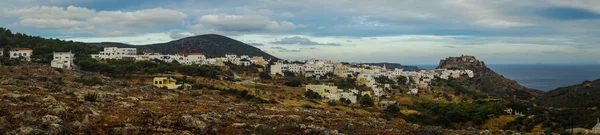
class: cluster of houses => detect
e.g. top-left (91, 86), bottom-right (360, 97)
top-left (0, 47), bottom-right (77, 70)
top-left (271, 59), bottom-right (475, 104)
top-left (0, 48), bottom-right (34, 61)
top-left (90, 47), bottom-right (269, 67)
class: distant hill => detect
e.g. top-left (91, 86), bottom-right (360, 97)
top-left (362, 62), bottom-right (419, 71)
top-left (88, 34), bottom-right (279, 60)
top-left (536, 79), bottom-right (600, 108)
top-left (437, 55), bottom-right (543, 100)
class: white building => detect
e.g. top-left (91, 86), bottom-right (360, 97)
top-left (91, 47), bottom-right (137, 60)
top-left (9, 48), bottom-right (33, 61)
top-left (407, 88), bottom-right (419, 95)
top-left (306, 84), bottom-right (340, 99)
top-left (592, 118), bottom-right (600, 134)
top-left (270, 63), bottom-right (287, 75)
top-left (51, 52), bottom-right (75, 69)
top-left (175, 53), bottom-right (206, 65)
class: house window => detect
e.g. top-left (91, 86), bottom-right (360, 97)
top-left (13, 53), bottom-right (17, 56)
top-left (154, 81), bottom-right (158, 84)
top-left (159, 81), bottom-right (162, 84)
top-left (23, 53), bottom-right (27, 56)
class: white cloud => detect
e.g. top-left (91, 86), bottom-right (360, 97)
top-left (198, 14), bottom-right (301, 32)
top-left (89, 8), bottom-right (187, 27)
top-left (5, 5), bottom-right (95, 19)
top-left (280, 12), bottom-right (294, 18)
top-left (5, 6), bottom-right (187, 36)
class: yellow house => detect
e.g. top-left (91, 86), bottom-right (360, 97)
top-left (153, 77), bottom-right (180, 89)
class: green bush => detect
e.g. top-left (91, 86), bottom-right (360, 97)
top-left (75, 78), bottom-right (103, 86)
top-left (259, 72), bottom-right (272, 80)
top-left (359, 95), bottom-right (374, 107)
top-left (284, 80), bottom-right (303, 87)
top-left (304, 90), bottom-right (322, 99)
top-left (84, 93), bottom-right (99, 102)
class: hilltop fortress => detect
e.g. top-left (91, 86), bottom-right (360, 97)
top-left (436, 55), bottom-right (486, 70)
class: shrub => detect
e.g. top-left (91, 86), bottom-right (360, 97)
top-left (385, 105), bottom-right (400, 114)
top-left (359, 95), bottom-right (374, 107)
top-left (284, 80), bottom-right (303, 87)
top-left (259, 72), bottom-right (272, 80)
top-left (54, 68), bottom-right (64, 73)
top-left (304, 90), bottom-right (322, 99)
top-left (84, 93), bottom-right (99, 102)
top-left (191, 92), bottom-right (202, 97)
top-left (75, 78), bottom-right (103, 86)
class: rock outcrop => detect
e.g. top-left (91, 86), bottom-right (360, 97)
top-left (436, 55), bottom-right (543, 100)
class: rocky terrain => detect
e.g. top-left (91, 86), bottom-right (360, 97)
top-left (0, 62), bottom-right (499, 135)
top-left (436, 55), bottom-right (543, 100)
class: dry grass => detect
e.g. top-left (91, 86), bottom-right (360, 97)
top-left (481, 115), bottom-right (518, 131)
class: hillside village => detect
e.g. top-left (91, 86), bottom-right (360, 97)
top-left (3, 47), bottom-right (477, 105)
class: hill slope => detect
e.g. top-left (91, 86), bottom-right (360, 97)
top-left (88, 34), bottom-right (279, 60)
top-left (536, 79), bottom-right (600, 108)
top-left (437, 55), bottom-right (543, 100)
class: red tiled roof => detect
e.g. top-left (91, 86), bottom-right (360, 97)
top-left (12, 48), bottom-right (32, 51)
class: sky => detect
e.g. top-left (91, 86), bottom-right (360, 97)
top-left (1, 0), bottom-right (600, 65)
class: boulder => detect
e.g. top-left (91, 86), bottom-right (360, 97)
top-left (178, 115), bottom-right (208, 133)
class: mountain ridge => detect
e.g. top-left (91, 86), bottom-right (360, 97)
top-left (536, 78), bottom-right (600, 108)
top-left (87, 34), bottom-right (279, 60)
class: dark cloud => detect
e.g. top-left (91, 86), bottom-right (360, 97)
top-left (299, 47), bottom-right (319, 50)
top-left (271, 46), bottom-right (301, 52)
top-left (247, 43), bottom-right (265, 46)
top-left (168, 29), bottom-right (188, 39)
top-left (444, 45), bottom-right (457, 48)
top-left (270, 36), bottom-right (341, 46)
top-left (540, 7), bottom-right (600, 20)
top-left (542, 51), bottom-right (561, 54)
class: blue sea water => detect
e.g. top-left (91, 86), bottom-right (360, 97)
top-left (415, 64), bottom-right (600, 91)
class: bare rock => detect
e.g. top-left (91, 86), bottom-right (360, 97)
top-left (42, 115), bottom-right (63, 126)
top-left (109, 124), bottom-right (140, 135)
top-left (178, 115), bottom-right (208, 133)
top-left (45, 124), bottom-right (69, 135)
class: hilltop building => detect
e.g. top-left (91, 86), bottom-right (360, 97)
top-left (437, 55), bottom-right (485, 69)
top-left (9, 48), bottom-right (33, 61)
top-left (51, 52), bottom-right (75, 69)
top-left (91, 47), bottom-right (137, 60)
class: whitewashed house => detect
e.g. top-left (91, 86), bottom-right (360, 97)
top-left (51, 52), bottom-right (75, 69)
top-left (9, 48), bottom-right (33, 61)
top-left (407, 88), bottom-right (419, 95)
top-left (270, 63), bottom-right (287, 75)
top-left (306, 84), bottom-right (340, 99)
top-left (91, 47), bottom-right (136, 60)
top-left (177, 53), bottom-right (206, 65)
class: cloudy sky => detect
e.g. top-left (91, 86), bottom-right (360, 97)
top-left (1, 0), bottom-right (600, 64)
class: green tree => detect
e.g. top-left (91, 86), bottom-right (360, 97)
top-left (304, 90), bottom-right (322, 99)
top-left (259, 72), bottom-right (272, 80)
top-left (359, 95), bottom-right (374, 107)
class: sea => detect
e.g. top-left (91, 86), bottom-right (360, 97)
top-left (415, 64), bottom-right (600, 91)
